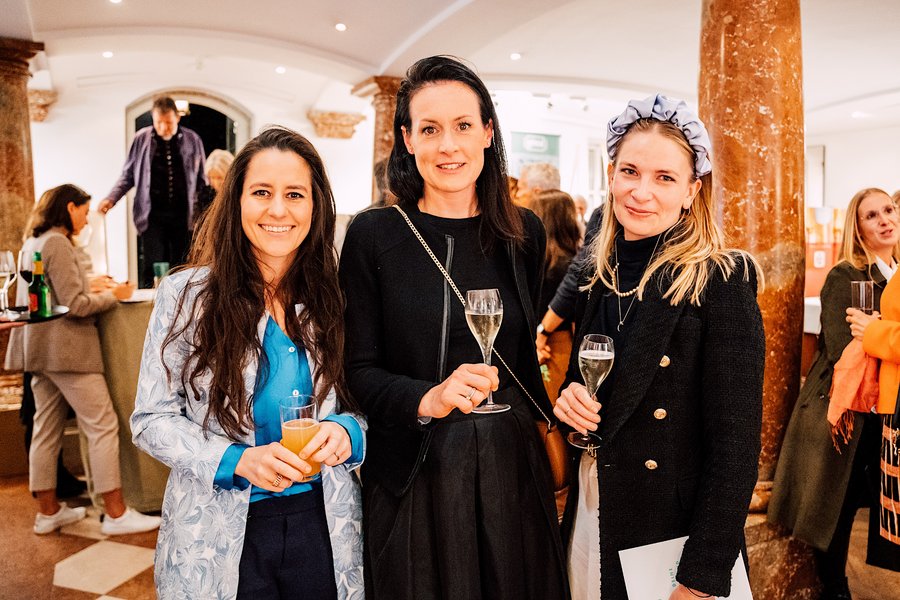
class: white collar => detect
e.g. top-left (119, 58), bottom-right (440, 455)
top-left (875, 256), bottom-right (897, 282)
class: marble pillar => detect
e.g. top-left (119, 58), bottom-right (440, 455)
top-left (352, 76), bottom-right (402, 202)
top-left (0, 37), bottom-right (43, 256)
top-left (699, 1), bottom-right (815, 597)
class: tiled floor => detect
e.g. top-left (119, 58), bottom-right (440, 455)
top-left (0, 475), bottom-right (157, 599)
top-left (2, 469), bottom-right (900, 599)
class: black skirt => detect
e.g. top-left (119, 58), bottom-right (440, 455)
top-left (363, 389), bottom-right (568, 599)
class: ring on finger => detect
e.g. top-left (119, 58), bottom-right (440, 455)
top-left (272, 473), bottom-right (284, 488)
top-left (333, 451), bottom-right (341, 462)
top-left (464, 387), bottom-right (476, 402)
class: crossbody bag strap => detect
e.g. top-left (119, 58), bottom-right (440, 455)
top-left (392, 204), bottom-right (552, 428)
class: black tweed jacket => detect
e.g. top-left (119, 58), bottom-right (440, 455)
top-left (561, 256), bottom-right (765, 598)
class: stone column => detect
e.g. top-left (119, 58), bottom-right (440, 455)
top-left (0, 37), bottom-right (43, 255)
top-left (699, 1), bottom-right (816, 597)
top-left (352, 76), bottom-right (402, 202)
top-left (0, 37), bottom-right (43, 384)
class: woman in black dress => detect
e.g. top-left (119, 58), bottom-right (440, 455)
top-left (339, 55), bottom-right (568, 599)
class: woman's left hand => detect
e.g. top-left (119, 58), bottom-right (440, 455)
top-left (299, 421), bottom-right (353, 467)
top-left (846, 307), bottom-right (879, 341)
top-left (669, 584), bottom-right (715, 600)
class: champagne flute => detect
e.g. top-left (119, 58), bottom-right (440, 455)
top-left (465, 288), bottom-right (510, 414)
top-left (567, 334), bottom-right (614, 449)
top-left (0, 251), bottom-right (16, 317)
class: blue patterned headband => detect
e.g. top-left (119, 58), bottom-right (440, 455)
top-left (607, 94), bottom-right (713, 177)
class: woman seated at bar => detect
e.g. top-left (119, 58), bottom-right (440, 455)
top-left (5, 184), bottom-right (160, 536)
top-left (552, 95), bottom-right (765, 599)
top-left (340, 55), bottom-right (568, 599)
top-left (771, 188), bottom-right (900, 599)
top-left (132, 127), bottom-right (365, 600)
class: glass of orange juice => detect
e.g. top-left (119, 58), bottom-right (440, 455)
top-left (279, 395), bottom-right (321, 482)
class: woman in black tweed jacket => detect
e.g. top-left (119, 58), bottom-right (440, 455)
top-left (554, 95), bottom-right (765, 599)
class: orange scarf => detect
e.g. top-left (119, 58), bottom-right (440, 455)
top-left (829, 339), bottom-right (880, 449)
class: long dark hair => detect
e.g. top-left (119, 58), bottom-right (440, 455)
top-left (388, 55), bottom-right (523, 249)
top-left (162, 127), bottom-right (356, 440)
top-left (29, 184), bottom-right (90, 240)
top-left (530, 189), bottom-right (581, 270)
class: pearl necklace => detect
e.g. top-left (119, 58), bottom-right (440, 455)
top-left (613, 234), bottom-right (662, 331)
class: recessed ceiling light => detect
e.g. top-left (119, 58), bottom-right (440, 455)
top-left (510, 52), bottom-right (522, 61)
top-left (275, 66), bottom-right (286, 75)
top-left (102, 51), bottom-right (114, 58)
top-left (335, 23), bottom-right (347, 32)
top-left (851, 110), bottom-right (872, 119)
top-left (109, 0), bottom-right (122, 4)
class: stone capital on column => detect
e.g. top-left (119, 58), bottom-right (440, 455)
top-left (352, 76), bottom-right (403, 168)
top-left (0, 37), bottom-right (44, 78)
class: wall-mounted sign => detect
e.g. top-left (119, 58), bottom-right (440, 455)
top-left (510, 132), bottom-right (560, 177)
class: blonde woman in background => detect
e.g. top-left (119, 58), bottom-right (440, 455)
top-left (771, 188), bottom-right (900, 599)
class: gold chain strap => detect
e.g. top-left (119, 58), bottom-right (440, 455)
top-left (392, 205), bottom-right (552, 428)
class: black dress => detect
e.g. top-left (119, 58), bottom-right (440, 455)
top-left (340, 204), bottom-right (568, 600)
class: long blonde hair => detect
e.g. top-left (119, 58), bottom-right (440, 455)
top-left (589, 118), bottom-right (761, 306)
top-left (839, 187), bottom-right (900, 270)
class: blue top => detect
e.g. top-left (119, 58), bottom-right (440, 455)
top-left (214, 317), bottom-right (363, 502)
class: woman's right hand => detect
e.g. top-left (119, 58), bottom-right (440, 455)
top-left (234, 442), bottom-right (313, 493)
top-left (112, 281), bottom-right (135, 301)
top-left (554, 381), bottom-right (601, 434)
top-left (417, 363), bottom-right (499, 419)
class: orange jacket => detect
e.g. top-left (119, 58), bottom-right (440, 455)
top-left (862, 272), bottom-right (900, 414)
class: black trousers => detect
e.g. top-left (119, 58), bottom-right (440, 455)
top-left (236, 484), bottom-right (338, 600)
top-left (138, 218), bottom-right (190, 289)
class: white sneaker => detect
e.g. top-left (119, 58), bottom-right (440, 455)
top-left (100, 507), bottom-right (161, 536)
top-left (34, 502), bottom-right (87, 534)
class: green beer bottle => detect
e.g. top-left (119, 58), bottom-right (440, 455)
top-left (29, 251), bottom-right (52, 318)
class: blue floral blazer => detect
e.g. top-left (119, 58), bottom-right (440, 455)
top-left (131, 269), bottom-right (366, 599)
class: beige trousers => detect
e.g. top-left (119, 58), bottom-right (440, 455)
top-left (30, 371), bottom-right (121, 494)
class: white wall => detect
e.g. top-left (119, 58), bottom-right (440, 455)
top-left (29, 81), bottom-right (375, 281)
top-left (807, 125), bottom-right (900, 209)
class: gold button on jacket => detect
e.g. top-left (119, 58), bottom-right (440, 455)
top-left (644, 459), bottom-right (658, 470)
top-left (653, 408), bottom-right (667, 420)
top-left (659, 355), bottom-right (671, 367)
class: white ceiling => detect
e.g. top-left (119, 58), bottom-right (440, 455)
top-left (9, 0), bottom-right (900, 135)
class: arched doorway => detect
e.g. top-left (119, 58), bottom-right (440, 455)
top-left (104, 89), bottom-right (252, 286)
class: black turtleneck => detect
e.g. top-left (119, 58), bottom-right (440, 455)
top-left (588, 230), bottom-right (665, 406)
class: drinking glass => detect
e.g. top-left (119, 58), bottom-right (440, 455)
top-left (568, 334), bottom-right (614, 450)
top-left (465, 288), bottom-right (509, 414)
top-left (851, 280), bottom-right (874, 315)
top-left (279, 395), bottom-right (321, 482)
top-left (0, 251), bottom-right (17, 316)
top-left (17, 251), bottom-right (34, 286)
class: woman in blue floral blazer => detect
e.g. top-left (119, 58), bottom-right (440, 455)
top-left (132, 127), bottom-right (366, 600)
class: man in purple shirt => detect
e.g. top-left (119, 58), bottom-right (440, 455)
top-left (99, 96), bottom-right (207, 288)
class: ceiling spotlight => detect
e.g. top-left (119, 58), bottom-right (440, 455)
top-left (109, 0), bottom-right (122, 4)
top-left (546, 101), bottom-right (553, 110)
top-left (275, 66), bottom-right (287, 74)
top-left (335, 23), bottom-right (347, 32)
top-left (851, 110), bottom-right (871, 119)
top-left (102, 51), bottom-right (114, 58)
top-left (510, 52), bottom-right (522, 61)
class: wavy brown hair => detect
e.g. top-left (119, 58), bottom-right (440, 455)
top-left (28, 184), bottom-right (91, 240)
top-left (162, 127), bottom-right (355, 440)
top-left (529, 189), bottom-right (581, 270)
